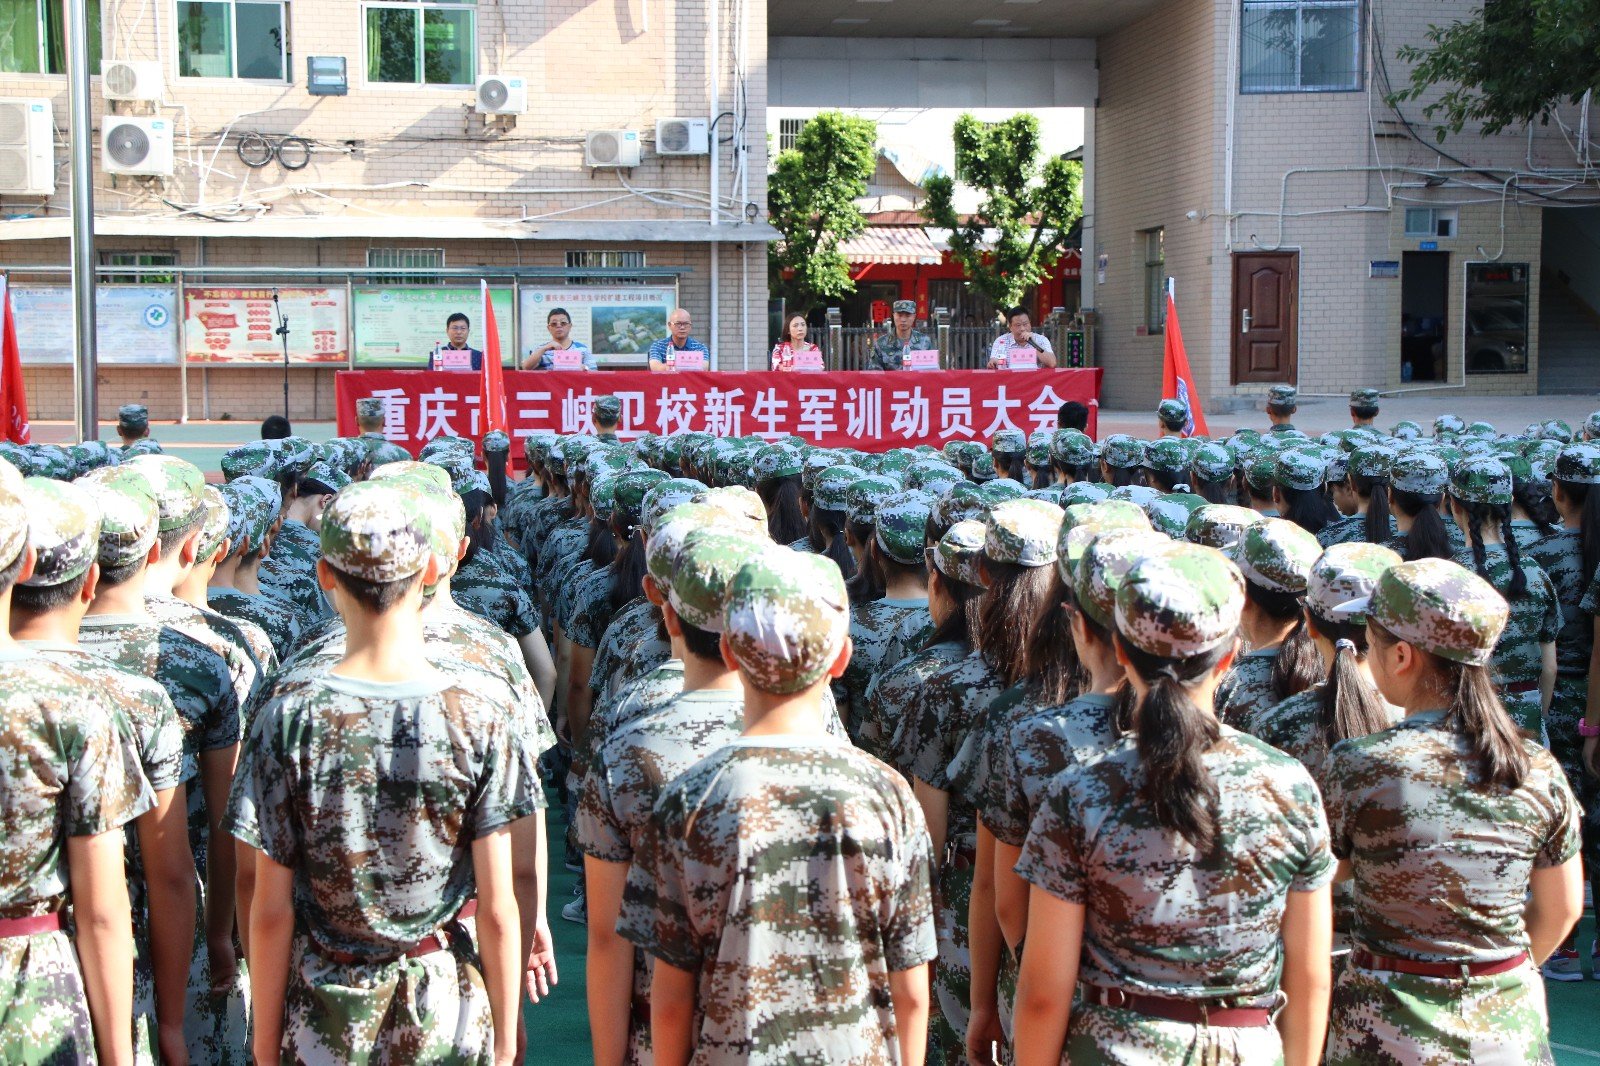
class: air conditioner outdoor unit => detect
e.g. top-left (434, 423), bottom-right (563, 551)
top-left (655, 117), bottom-right (709, 156)
top-left (585, 129), bottom-right (641, 168)
top-left (101, 60), bottom-right (164, 102)
top-left (474, 74), bottom-right (527, 115)
top-left (0, 98), bottom-right (56, 196)
top-left (102, 116), bottom-right (174, 177)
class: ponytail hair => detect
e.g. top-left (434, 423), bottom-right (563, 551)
top-left (1246, 581), bottom-right (1322, 702)
top-left (1194, 476), bottom-right (1234, 505)
top-left (809, 505), bottom-right (856, 583)
top-left (1103, 464), bottom-right (1140, 488)
top-left (583, 516), bottom-right (617, 568)
top-left (1569, 480), bottom-right (1600, 588)
top-left (1024, 571), bottom-right (1086, 704)
top-left (845, 515), bottom-right (884, 605)
top-left (1116, 634), bottom-right (1228, 854)
top-left (1276, 485), bottom-right (1339, 536)
top-left (1305, 610), bottom-right (1393, 749)
top-left (1392, 489), bottom-right (1453, 562)
top-left (1370, 621), bottom-right (1530, 789)
top-left (758, 474), bottom-right (807, 544)
top-left (925, 566), bottom-right (983, 650)
top-left (1515, 481), bottom-right (1560, 537)
top-left (977, 560), bottom-right (1057, 688)
top-left (608, 518), bottom-right (649, 616)
top-left (1458, 499), bottom-right (1528, 599)
top-left (1352, 471), bottom-right (1392, 545)
top-left (485, 450), bottom-right (509, 509)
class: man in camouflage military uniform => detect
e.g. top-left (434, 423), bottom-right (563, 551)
top-left (1156, 398), bottom-right (1190, 438)
top-left (593, 395), bottom-right (624, 442)
top-left (11, 476), bottom-right (198, 1066)
top-left (225, 479), bottom-right (541, 1064)
top-left (1215, 518), bottom-right (1322, 726)
top-left (118, 402), bottom-right (156, 451)
top-left (75, 464), bottom-right (252, 1065)
top-left (354, 395), bottom-right (387, 447)
top-left (208, 477), bottom-right (304, 662)
top-left (1325, 558), bottom-right (1581, 1064)
top-left (1349, 387), bottom-right (1380, 428)
top-left (257, 459), bottom-right (344, 626)
top-left (0, 469), bottom-right (154, 1065)
top-left (619, 547), bottom-right (937, 1062)
top-left (1266, 384), bottom-right (1299, 434)
top-left (868, 299), bottom-right (935, 371)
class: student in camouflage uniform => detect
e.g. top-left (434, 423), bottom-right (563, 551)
top-left (1014, 542), bottom-right (1336, 1066)
top-left (577, 523), bottom-right (767, 1065)
top-left (1265, 384), bottom-right (1299, 434)
top-left (1321, 444), bottom-right (1397, 548)
top-left (208, 476), bottom-right (304, 662)
top-left (839, 493), bottom-right (935, 738)
top-left (75, 464), bottom-right (252, 1065)
top-left (0, 467), bottom-right (154, 1066)
top-left (118, 402), bottom-right (156, 451)
top-left (619, 547), bottom-right (937, 1062)
top-left (257, 460), bottom-right (344, 626)
top-left (1445, 456), bottom-right (1559, 738)
top-left (1324, 558), bottom-right (1583, 1064)
top-left (1215, 517), bottom-right (1322, 726)
top-left (1384, 449), bottom-right (1464, 561)
top-left (10, 477), bottom-right (198, 1066)
top-left (1349, 387), bottom-right (1380, 428)
top-left (225, 479), bottom-right (540, 1064)
top-left (178, 484), bottom-right (278, 674)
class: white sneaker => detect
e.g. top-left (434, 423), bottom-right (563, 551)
top-left (560, 895), bottom-right (587, 926)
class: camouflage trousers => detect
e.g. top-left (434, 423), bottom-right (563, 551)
top-left (931, 852), bottom-right (974, 1061)
top-left (185, 790), bottom-right (251, 1065)
top-left (1547, 676), bottom-right (1600, 871)
top-left (1326, 958), bottom-right (1553, 1065)
top-left (997, 941), bottom-right (1020, 1045)
top-left (1063, 1001), bottom-right (1284, 1065)
top-left (278, 933), bottom-right (495, 1064)
top-left (0, 929), bottom-right (97, 1065)
top-left (1501, 688), bottom-right (1548, 748)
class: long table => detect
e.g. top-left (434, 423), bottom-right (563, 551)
top-left (335, 368), bottom-right (1101, 453)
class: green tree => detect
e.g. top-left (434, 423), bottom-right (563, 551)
top-left (921, 113), bottom-right (1082, 314)
top-left (1393, 0), bottom-right (1600, 139)
top-left (768, 112), bottom-right (879, 312)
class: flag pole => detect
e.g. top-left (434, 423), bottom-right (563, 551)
top-left (66, 0), bottom-right (98, 442)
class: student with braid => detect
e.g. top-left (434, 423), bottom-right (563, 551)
top-left (1215, 518), bottom-right (1324, 727)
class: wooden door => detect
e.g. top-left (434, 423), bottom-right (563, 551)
top-left (1231, 252), bottom-right (1298, 384)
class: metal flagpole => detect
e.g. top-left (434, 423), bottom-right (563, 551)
top-left (66, 0), bottom-right (98, 441)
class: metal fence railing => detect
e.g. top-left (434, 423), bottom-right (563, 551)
top-left (818, 312), bottom-right (1092, 372)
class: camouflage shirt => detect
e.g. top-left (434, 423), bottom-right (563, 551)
top-left (1237, 684), bottom-right (1401, 787)
top-left (258, 519), bottom-right (332, 625)
top-left (144, 594), bottom-right (263, 713)
top-left (552, 556), bottom-right (598, 636)
top-left (453, 547), bottom-right (539, 639)
top-left (1214, 648), bottom-right (1279, 729)
top-left (867, 330), bottom-right (935, 371)
top-left (207, 586), bottom-right (304, 665)
top-left (79, 614), bottom-right (243, 757)
top-left (567, 562), bottom-right (619, 650)
top-left (1530, 528), bottom-right (1591, 674)
top-left (1451, 544), bottom-right (1558, 732)
top-left (1317, 513), bottom-right (1396, 548)
top-left (585, 659), bottom-right (688, 769)
top-left (970, 691), bottom-right (1121, 847)
top-left (589, 599), bottom-right (667, 703)
top-left (902, 649), bottom-right (1008, 847)
top-left (0, 646), bottom-right (154, 918)
top-left (1325, 711), bottom-right (1579, 962)
top-left (868, 639), bottom-right (969, 776)
top-left (618, 737), bottom-right (938, 1060)
top-left (1017, 728), bottom-right (1334, 1002)
top-left (839, 597), bottom-right (932, 730)
top-left (225, 671), bottom-right (541, 959)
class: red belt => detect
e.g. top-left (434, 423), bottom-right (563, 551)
top-left (1080, 984), bottom-right (1273, 1027)
top-left (1503, 679), bottom-right (1540, 694)
top-left (0, 912), bottom-right (62, 939)
top-left (1351, 949), bottom-right (1529, 979)
top-left (314, 899), bottom-right (477, 966)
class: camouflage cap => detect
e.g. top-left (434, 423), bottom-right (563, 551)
top-left (641, 477), bottom-right (709, 533)
top-left (1540, 418), bottom-right (1573, 444)
top-left (1057, 499), bottom-right (1153, 583)
top-left (117, 403), bottom-right (149, 432)
top-left (1305, 541), bottom-right (1401, 623)
top-left (1391, 420), bottom-right (1423, 441)
top-left (1234, 517), bottom-right (1322, 594)
top-left (70, 440), bottom-right (117, 476)
top-left (481, 429), bottom-right (511, 455)
top-left (932, 519), bottom-right (988, 587)
top-left (367, 441), bottom-right (412, 470)
top-left (990, 429), bottom-right (1027, 458)
top-left (219, 481), bottom-right (263, 557)
top-left (1050, 429), bottom-right (1098, 469)
top-left (19, 478), bottom-right (100, 587)
top-left (29, 445), bottom-right (75, 482)
top-left (419, 434), bottom-right (475, 463)
top-left (593, 395), bottom-right (623, 423)
top-left (1184, 503), bottom-right (1262, 552)
top-left (669, 527), bottom-right (771, 632)
top-left (801, 450), bottom-right (841, 492)
top-left (1025, 433), bottom-right (1052, 470)
top-left (1115, 542), bottom-right (1245, 659)
top-left (1360, 557), bottom-right (1508, 666)
top-left (1349, 388), bottom-right (1381, 409)
top-left (1584, 411), bottom-right (1600, 441)
top-left (1433, 414), bottom-right (1466, 437)
top-left (612, 468), bottom-right (670, 529)
top-left (301, 460), bottom-right (353, 494)
top-left (275, 436), bottom-right (317, 475)
top-left (845, 475), bottom-right (903, 527)
top-left (812, 466), bottom-right (865, 512)
top-left (904, 459), bottom-right (961, 490)
top-left (1101, 434), bottom-right (1145, 469)
top-left (1266, 385), bottom-right (1298, 410)
top-left (751, 443), bottom-right (803, 482)
top-left (693, 485), bottom-right (768, 530)
top-left (124, 454), bottom-right (206, 532)
top-left (1028, 486), bottom-right (1067, 506)
top-left (1322, 448), bottom-right (1350, 485)
top-left (194, 485), bottom-right (231, 561)
top-left (1243, 452), bottom-right (1276, 495)
top-left (891, 299), bottom-right (916, 315)
top-left (647, 502), bottom-right (721, 586)
top-left (1060, 482), bottom-right (1110, 506)
top-left (355, 396), bottom-right (386, 420)
top-left (984, 498), bottom-right (1064, 568)
top-left (1108, 485), bottom-right (1160, 508)
top-left (874, 491), bottom-right (934, 565)
top-left (1554, 442), bottom-right (1600, 485)
top-left (1447, 455), bottom-right (1512, 506)
top-left (1075, 527), bottom-right (1168, 630)
top-left (369, 460), bottom-right (452, 496)
top-left (723, 548), bottom-right (851, 694)
top-left (933, 482), bottom-right (990, 532)
top-left (969, 452), bottom-right (998, 482)
top-left (220, 442), bottom-right (278, 482)
top-left (1390, 450), bottom-right (1448, 496)
top-left (978, 479), bottom-right (1027, 506)
top-left (1157, 398), bottom-right (1189, 427)
top-left (318, 481), bottom-right (433, 583)
top-left (1274, 449), bottom-right (1325, 491)
top-left (1465, 421), bottom-right (1496, 440)
top-left (78, 469), bottom-right (159, 570)
top-left (1191, 442), bottom-right (1234, 483)
top-left (1144, 438), bottom-right (1190, 478)
top-left (1349, 445), bottom-right (1396, 481)
top-left (1146, 492), bottom-right (1206, 539)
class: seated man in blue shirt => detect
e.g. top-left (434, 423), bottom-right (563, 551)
top-left (428, 312), bottom-right (485, 371)
top-left (522, 307), bottom-right (598, 370)
top-left (647, 308), bottom-right (710, 372)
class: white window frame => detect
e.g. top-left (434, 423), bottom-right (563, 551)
top-left (566, 250), bottom-right (647, 285)
top-left (778, 118), bottom-right (805, 154)
top-left (1142, 228), bottom-right (1166, 335)
top-left (360, 0), bottom-right (476, 89)
top-left (367, 246), bottom-right (445, 284)
top-left (172, 0), bottom-right (289, 82)
top-left (1240, 0), bottom-right (1363, 95)
top-left (1403, 207), bottom-right (1457, 239)
top-left (0, 0), bottom-right (100, 76)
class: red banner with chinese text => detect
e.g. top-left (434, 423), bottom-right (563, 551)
top-left (336, 369), bottom-right (1100, 453)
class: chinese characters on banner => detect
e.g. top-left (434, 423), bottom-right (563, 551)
top-left (336, 368), bottom-right (1101, 452)
top-left (183, 287), bottom-right (348, 364)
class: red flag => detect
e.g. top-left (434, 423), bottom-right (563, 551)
top-left (479, 279), bottom-right (507, 437)
top-left (0, 277), bottom-right (31, 445)
top-left (1160, 280), bottom-right (1208, 437)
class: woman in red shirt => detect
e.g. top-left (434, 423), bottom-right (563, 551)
top-left (770, 314), bottom-right (821, 371)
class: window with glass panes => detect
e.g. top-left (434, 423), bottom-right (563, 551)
top-left (177, 1), bottom-right (287, 80)
top-left (102, 252), bottom-right (177, 284)
top-left (1241, 0), bottom-right (1361, 93)
top-left (1142, 228), bottom-right (1165, 334)
top-left (364, 0), bottom-right (474, 85)
top-left (367, 247), bottom-right (444, 284)
top-left (566, 250), bottom-right (647, 285)
top-left (0, 0), bottom-right (101, 74)
top-left (778, 118), bottom-right (805, 154)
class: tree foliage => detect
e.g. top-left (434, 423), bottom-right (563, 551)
top-left (767, 111), bottom-right (879, 312)
top-left (1393, 0), bottom-right (1600, 139)
top-left (921, 113), bottom-right (1082, 313)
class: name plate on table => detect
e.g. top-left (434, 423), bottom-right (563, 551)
top-left (551, 349), bottom-right (584, 370)
top-left (907, 349), bottom-right (941, 371)
top-left (793, 349), bottom-right (825, 371)
top-left (671, 349), bottom-right (706, 371)
top-left (1006, 346), bottom-right (1039, 370)
top-left (439, 348), bottom-right (472, 370)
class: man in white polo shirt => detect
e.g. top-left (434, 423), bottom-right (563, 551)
top-left (986, 306), bottom-right (1057, 369)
